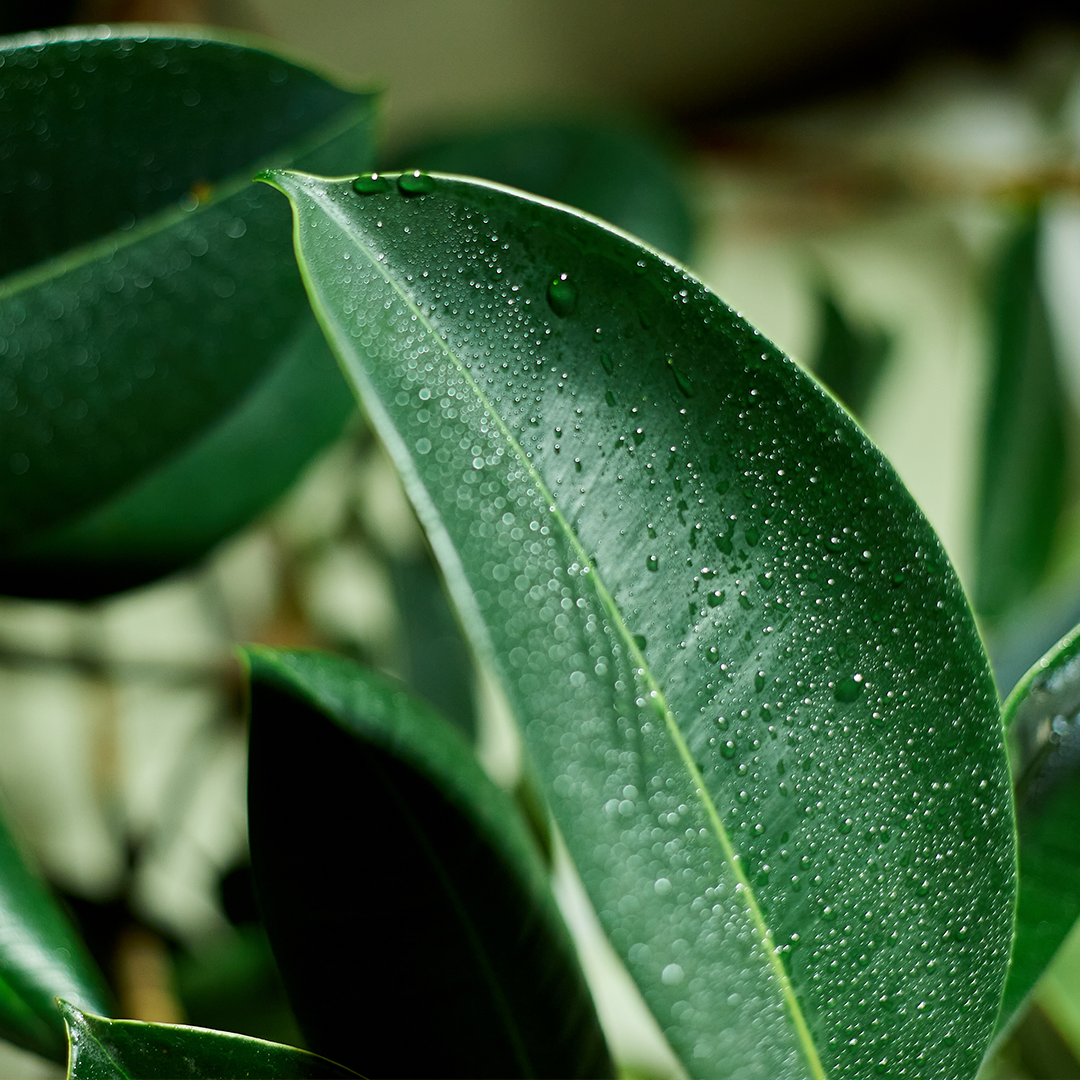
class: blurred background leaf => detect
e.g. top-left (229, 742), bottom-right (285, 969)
top-left (0, 29), bottom-right (372, 598)
top-left (245, 647), bottom-right (612, 1079)
top-left (391, 121), bottom-right (694, 261)
top-left (975, 210), bottom-right (1070, 625)
top-left (809, 289), bottom-right (892, 419)
top-left (0, 810), bottom-right (109, 1062)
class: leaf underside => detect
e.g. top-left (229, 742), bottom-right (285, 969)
top-left (266, 168), bottom-right (1015, 1080)
top-left (245, 646), bottom-right (613, 1080)
top-left (60, 1002), bottom-right (359, 1079)
top-left (0, 28), bottom-right (372, 593)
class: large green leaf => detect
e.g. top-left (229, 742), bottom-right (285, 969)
top-left (60, 1002), bottom-right (359, 1079)
top-left (974, 211), bottom-right (1068, 623)
top-left (0, 810), bottom-right (109, 1061)
top-left (0, 27), bottom-right (371, 595)
top-left (392, 120), bottom-right (694, 261)
top-left (263, 168), bottom-right (1016, 1079)
top-left (243, 645), bottom-right (612, 1079)
top-left (996, 622), bottom-right (1080, 1033)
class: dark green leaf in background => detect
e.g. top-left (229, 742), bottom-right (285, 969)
top-left (996, 622), bottom-right (1080, 1035)
top-left (975, 210), bottom-right (1069, 623)
top-left (0, 809), bottom-right (109, 1061)
top-left (264, 168), bottom-right (1015, 1079)
top-left (810, 291), bottom-right (891, 420)
top-left (244, 646), bottom-right (612, 1080)
top-left (392, 121), bottom-right (694, 262)
top-left (2, 318), bottom-right (353, 599)
top-left (60, 1002), bottom-right (359, 1079)
top-left (0, 28), bottom-right (371, 596)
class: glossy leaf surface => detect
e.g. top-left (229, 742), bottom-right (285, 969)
top-left (997, 623), bottom-right (1080, 1032)
top-left (975, 212), bottom-right (1067, 622)
top-left (244, 646), bottom-right (611, 1079)
top-left (60, 1002), bottom-right (358, 1079)
top-left (0, 811), bottom-right (109, 1061)
top-left (267, 168), bottom-right (1015, 1079)
top-left (393, 121), bottom-right (694, 261)
top-left (0, 28), bottom-right (371, 593)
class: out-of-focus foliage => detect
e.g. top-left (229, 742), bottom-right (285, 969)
top-left (0, 28), bottom-right (370, 599)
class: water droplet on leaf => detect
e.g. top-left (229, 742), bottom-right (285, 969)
top-left (398, 169), bottom-right (435, 196)
top-left (667, 358), bottom-right (695, 398)
top-left (353, 172), bottom-right (390, 195)
top-left (834, 674), bottom-right (863, 703)
top-left (547, 273), bottom-right (577, 317)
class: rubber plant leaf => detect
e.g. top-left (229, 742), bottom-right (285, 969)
top-left (994, 621), bottom-right (1080, 1036)
top-left (0, 810), bottom-right (109, 1062)
top-left (243, 645), bottom-right (612, 1079)
top-left (60, 1002), bottom-right (359, 1079)
top-left (0, 27), bottom-right (371, 597)
top-left (261, 168), bottom-right (1015, 1080)
top-left (974, 210), bottom-right (1068, 623)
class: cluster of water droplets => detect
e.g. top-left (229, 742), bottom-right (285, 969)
top-left (295, 169), bottom-right (1015, 1079)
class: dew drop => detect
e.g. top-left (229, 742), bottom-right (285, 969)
top-left (707, 589), bottom-right (724, 608)
top-left (646, 555), bottom-right (658, 572)
top-left (600, 351), bottom-right (614, 375)
top-left (547, 273), bottom-right (577, 317)
top-left (754, 671), bottom-right (765, 693)
top-left (661, 963), bottom-right (684, 986)
top-left (398, 169), bottom-right (435, 196)
top-left (834, 674), bottom-right (863, 703)
top-left (666, 358), bottom-right (695, 398)
top-left (353, 172), bottom-right (390, 195)
top-left (633, 634), bottom-right (647, 650)
top-left (720, 740), bottom-right (737, 759)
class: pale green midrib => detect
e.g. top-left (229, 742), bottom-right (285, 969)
top-left (286, 173), bottom-right (827, 1080)
top-left (0, 99), bottom-right (371, 302)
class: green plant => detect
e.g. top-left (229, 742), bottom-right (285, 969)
top-left (0, 23), bottom-right (1077, 1080)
